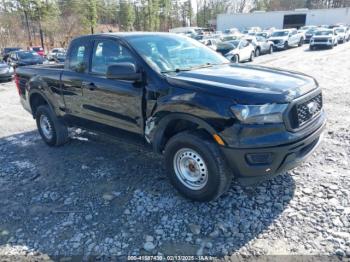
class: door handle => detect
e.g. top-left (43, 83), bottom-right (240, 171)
top-left (82, 81), bottom-right (96, 91)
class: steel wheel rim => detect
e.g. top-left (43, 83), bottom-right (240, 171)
top-left (40, 115), bottom-right (53, 140)
top-left (173, 148), bottom-right (208, 190)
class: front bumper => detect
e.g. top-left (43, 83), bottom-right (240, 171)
top-left (272, 42), bottom-right (286, 49)
top-left (310, 41), bottom-right (333, 47)
top-left (220, 120), bottom-right (325, 185)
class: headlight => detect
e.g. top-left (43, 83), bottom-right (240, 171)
top-left (231, 104), bottom-right (288, 124)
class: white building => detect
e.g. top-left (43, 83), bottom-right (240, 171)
top-left (217, 7), bottom-right (350, 31)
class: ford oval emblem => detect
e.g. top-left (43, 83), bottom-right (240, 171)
top-left (307, 101), bottom-right (318, 115)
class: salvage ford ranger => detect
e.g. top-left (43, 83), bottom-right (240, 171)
top-left (16, 33), bottom-right (326, 201)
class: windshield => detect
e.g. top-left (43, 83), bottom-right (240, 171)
top-left (271, 31), bottom-right (289, 37)
top-left (306, 29), bottom-right (316, 34)
top-left (315, 30), bottom-right (333, 36)
top-left (127, 34), bottom-right (229, 73)
top-left (218, 40), bottom-right (239, 49)
top-left (222, 35), bottom-right (239, 41)
top-left (335, 28), bottom-right (345, 33)
top-left (17, 51), bottom-right (40, 59)
top-left (33, 47), bottom-right (43, 51)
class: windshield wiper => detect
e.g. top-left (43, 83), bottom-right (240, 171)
top-left (161, 62), bottom-right (229, 74)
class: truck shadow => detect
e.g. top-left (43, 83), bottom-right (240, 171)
top-left (0, 129), bottom-right (295, 257)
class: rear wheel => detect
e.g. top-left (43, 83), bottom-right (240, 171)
top-left (164, 131), bottom-right (232, 202)
top-left (35, 105), bottom-right (69, 146)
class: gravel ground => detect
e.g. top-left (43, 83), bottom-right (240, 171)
top-left (0, 42), bottom-right (349, 260)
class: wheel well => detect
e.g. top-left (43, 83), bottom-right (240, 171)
top-left (30, 93), bottom-right (48, 117)
top-left (158, 119), bottom-right (213, 153)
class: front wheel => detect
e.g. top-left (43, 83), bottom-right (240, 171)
top-left (249, 51), bottom-right (254, 62)
top-left (164, 131), bottom-right (232, 202)
top-left (268, 45), bottom-right (273, 54)
top-left (254, 48), bottom-right (260, 57)
top-left (35, 105), bottom-right (69, 146)
top-left (284, 41), bottom-right (289, 49)
top-left (298, 38), bottom-right (304, 47)
top-left (231, 54), bottom-right (239, 63)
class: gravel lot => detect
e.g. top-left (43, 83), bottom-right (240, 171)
top-left (0, 42), bottom-right (349, 260)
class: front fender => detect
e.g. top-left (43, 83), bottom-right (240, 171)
top-left (147, 112), bottom-right (218, 153)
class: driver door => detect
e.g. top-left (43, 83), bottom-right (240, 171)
top-left (81, 37), bottom-right (144, 134)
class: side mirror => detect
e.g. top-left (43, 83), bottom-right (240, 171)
top-left (106, 63), bottom-right (141, 82)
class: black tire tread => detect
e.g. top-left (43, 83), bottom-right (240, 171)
top-left (36, 105), bottom-right (69, 146)
top-left (164, 130), bottom-right (232, 201)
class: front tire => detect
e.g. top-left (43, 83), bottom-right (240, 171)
top-left (268, 45), bottom-right (273, 54)
top-left (298, 38), bottom-right (304, 47)
top-left (249, 51), bottom-right (254, 62)
top-left (164, 131), bottom-right (232, 202)
top-left (254, 48), bottom-right (260, 57)
top-left (284, 41), bottom-right (289, 50)
top-left (231, 54), bottom-right (239, 63)
top-left (35, 105), bottom-right (69, 146)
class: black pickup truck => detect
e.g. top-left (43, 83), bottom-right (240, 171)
top-left (16, 33), bottom-right (326, 201)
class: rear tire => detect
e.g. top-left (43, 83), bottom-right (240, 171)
top-left (164, 131), bottom-right (232, 202)
top-left (35, 105), bottom-right (69, 146)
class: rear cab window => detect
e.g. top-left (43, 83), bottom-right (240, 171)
top-left (66, 39), bottom-right (90, 73)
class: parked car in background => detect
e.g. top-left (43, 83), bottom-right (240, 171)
top-left (32, 46), bottom-right (45, 56)
top-left (200, 39), bottom-right (219, 51)
top-left (256, 31), bottom-right (271, 38)
top-left (7, 50), bottom-right (45, 67)
top-left (47, 48), bottom-right (66, 61)
top-left (242, 27), bottom-right (262, 34)
top-left (53, 52), bottom-right (66, 63)
top-left (0, 61), bottom-right (14, 81)
top-left (244, 35), bottom-right (274, 57)
top-left (1, 47), bottom-right (22, 62)
top-left (222, 34), bottom-right (241, 42)
top-left (269, 29), bottom-right (304, 50)
top-left (334, 27), bottom-right (347, 43)
top-left (310, 29), bottom-right (338, 50)
top-left (217, 39), bottom-right (255, 63)
top-left (224, 28), bottom-right (239, 34)
top-left (304, 28), bottom-right (318, 43)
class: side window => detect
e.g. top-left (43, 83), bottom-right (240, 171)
top-left (292, 30), bottom-right (297, 35)
top-left (68, 42), bottom-right (89, 72)
top-left (91, 39), bottom-right (136, 75)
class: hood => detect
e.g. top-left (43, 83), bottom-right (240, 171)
top-left (312, 35), bottom-right (333, 39)
top-left (166, 64), bottom-right (317, 104)
top-left (0, 63), bottom-right (9, 69)
top-left (269, 36), bottom-right (288, 41)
